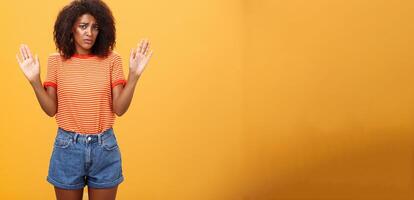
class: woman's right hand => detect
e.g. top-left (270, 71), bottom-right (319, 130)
top-left (16, 44), bottom-right (40, 83)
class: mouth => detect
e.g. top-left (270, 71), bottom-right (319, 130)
top-left (83, 39), bottom-right (93, 44)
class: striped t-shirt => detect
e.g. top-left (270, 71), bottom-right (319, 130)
top-left (43, 51), bottom-right (127, 134)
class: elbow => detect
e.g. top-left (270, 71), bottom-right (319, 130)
top-left (113, 106), bottom-right (125, 117)
top-left (45, 107), bottom-right (57, 117)
top-left (46, 111), bottom-right (56, 117)
top-left (114, 111), bottom-right (125, 117)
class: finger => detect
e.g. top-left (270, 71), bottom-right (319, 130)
top-left (23, 44), bottom-right (31, 60)
top-left (22, 44), bottom-right (30, 60)
top-left (20, 45), bottom-right (27, 60)
top-left (25, 44), bottom-right (33, 60)
top-left (144, 50), bottom-right (154, 67)
top-left (16, 54), bottom-right (22, 66)
top-left (137, 39), bottom-right (144, 54)
top-left (137, 41), bottom-right (141, 54)
top-left (35, 54), bottom-right (39, 65)
top-left (135, 45), bottom-right (139, 58)
top-left (147, 50), bottom-right (153, 60)
top-left (130, 48), bottom-right (135, 60)
top-left (144, 41), bottom-right (151, 56)
top-left (143, 40), bottom-right (150, 55)
top-left (142, 39), bottom-right (149, 54)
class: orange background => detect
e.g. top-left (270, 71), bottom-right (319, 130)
top-left (0, 0), bottom-right (413, 199)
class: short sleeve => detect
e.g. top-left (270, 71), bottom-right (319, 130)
top-left (111, 53), bottom-right (127, 88)
top-left (43, 54), bottom-right (58, 89)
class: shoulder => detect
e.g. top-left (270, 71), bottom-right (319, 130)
top-left (46, 53), bottom-right (63, 67)
top-left (47, 52), bottom-right (63, 61)
top-left (108, 51), bottom-right (122, 59)
top-left (48, 52), bottom-right (61, 57)
top-left (108, 51), bottom-right (122, 63)
top-left (109, 50), bottom-right (121, 57)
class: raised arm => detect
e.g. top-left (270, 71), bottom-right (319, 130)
top-left (112, 39), bottom-right (153, 116)
top-left (16, 44), bottom-right (57, 117)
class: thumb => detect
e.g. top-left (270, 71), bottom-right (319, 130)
top-left (35, 54), bottom-right (40, 73)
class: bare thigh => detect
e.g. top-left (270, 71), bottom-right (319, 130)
top-left (88, 186), bottom-right (118, 200)
top-left (54, 187), bottom-right (84, 200)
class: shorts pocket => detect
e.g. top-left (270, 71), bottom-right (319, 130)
top-left (54, 137), bottom-right (72, 149)
top-left (102, 134), bottom-right (119, 151)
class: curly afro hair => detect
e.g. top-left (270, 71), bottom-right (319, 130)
top-left (54, 0), bottom-right (116, 59)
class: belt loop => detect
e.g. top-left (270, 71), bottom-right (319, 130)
top-left (98, 134), bottom-right (102, 145)
top-left (74, 133), bottom-right (79, 144)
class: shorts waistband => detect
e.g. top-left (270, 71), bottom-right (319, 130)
top-left (57, 127), bottom-right (114, 145)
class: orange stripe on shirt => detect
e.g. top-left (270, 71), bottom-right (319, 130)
top-left (43, 51), bottom-right (126, 134)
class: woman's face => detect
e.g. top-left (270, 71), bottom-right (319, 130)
top-left (72, 13), bottom-right (99, 54)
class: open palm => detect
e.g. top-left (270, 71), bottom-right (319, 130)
top-left (129, 39), bottom-right (153, 77)
top-left (16, 44), bottom-right (40, 83)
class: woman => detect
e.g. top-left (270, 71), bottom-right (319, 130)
top-left (16, 0), bottom-right (153, 199)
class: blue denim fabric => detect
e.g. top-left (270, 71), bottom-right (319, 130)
top-left (47, 127), bottom-right (124, 189)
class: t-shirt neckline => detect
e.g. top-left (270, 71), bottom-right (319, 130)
top-left (72, 53), bottom-right (96, 59)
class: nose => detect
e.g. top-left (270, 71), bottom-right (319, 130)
top-left (85, 27), bottom-right (92, 36)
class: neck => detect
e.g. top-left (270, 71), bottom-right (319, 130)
top-left (75, 46), bottom-right (91, 55)
top-left (75, 51), bottom-right (91, 55)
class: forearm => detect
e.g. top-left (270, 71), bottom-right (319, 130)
top-left (30, 79), bottom-right (57, 117)
top-left (113, 73), bottom-right (140, 116)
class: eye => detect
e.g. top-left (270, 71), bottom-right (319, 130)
top-left (80, 24), bottom-right (87, 29)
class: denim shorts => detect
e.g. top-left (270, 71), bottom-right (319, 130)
top-left (47, 127), bottom-right (124, 190)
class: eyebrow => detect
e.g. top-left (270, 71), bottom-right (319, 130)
top-left (79, 22), bottom-right (98, 25)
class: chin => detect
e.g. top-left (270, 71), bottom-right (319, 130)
top-left (82, 44), bottom-right (93, 50)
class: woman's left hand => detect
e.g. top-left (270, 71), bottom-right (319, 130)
top-left (129, 39), bottom-right (153, 77)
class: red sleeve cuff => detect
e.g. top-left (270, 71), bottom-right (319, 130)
top-left (111, 79), bottom-right (126, 88)
top-left (43, 81), bottom-right (57, 89)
